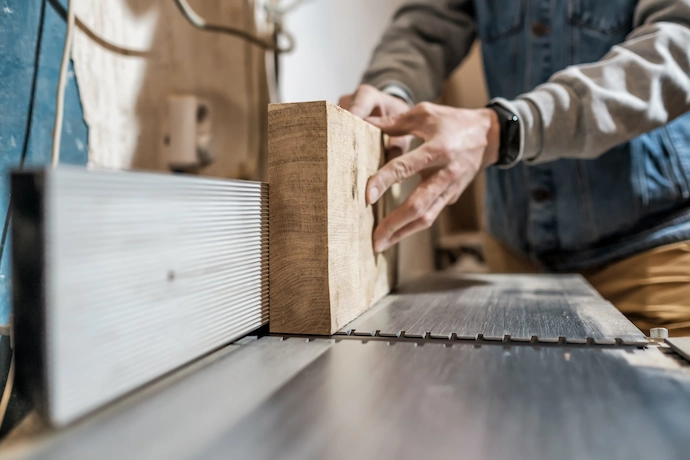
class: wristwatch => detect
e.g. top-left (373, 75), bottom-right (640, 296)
top-left (487, 102), bottom-right (522, 168)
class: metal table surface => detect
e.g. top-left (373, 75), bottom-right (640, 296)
top-left (666, 337), bottom-right (690, 362)
top-left (4, 338), bottom-right (334, 460)
top-left (7, 337), bottom-right (690, 460)
top-left (339, 273), bottom-right (647, 344)
top-left (4, 273), bottom-right (685, 460)
top-left (203, 340), bottom-right (690, 460)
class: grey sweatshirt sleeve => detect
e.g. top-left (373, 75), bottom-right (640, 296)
top-left (502, 0), bottom-right (690, 164)
top-left (361, 0), bottom-right (477, 104)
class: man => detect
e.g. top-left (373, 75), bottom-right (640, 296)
top-left (340, 0), bottom-right (690, 335)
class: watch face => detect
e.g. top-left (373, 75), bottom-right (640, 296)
top-left (490, 104), bottom-right (521, 167)
top-left (505, 115), bottom-right (521, 162)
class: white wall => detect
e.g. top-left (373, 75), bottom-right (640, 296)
top-left (73, 0), bottom-right (268, 179)
top-left (280, 0), bottom-right (406, 103)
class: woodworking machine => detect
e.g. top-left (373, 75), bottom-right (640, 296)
top-left (3, 167), bottom-right (690, 460)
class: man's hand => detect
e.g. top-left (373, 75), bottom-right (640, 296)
top-left (339, 84), bottom-right (413, 159)
top-left (367, 102), bottom-right (500, 252)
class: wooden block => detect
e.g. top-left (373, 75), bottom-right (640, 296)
top-left (268, 101), bottom-right (397, 335)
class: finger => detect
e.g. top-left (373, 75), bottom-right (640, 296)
top-left (447, 189), bottom-right (462, 205)
top-left (367, 113), bottom-right (425, 138)
top-left (386, 135), bottom-right (413, 161)
top-left (367, 144), bottom-right (445, 204)
top-left (380, 189), bottom-right (453, 251)
top-left (367, 102), bottom-right (436, 138)
top-left (372, 168), bottom-right (455, 250)
top-left (441, 166), bottom-right (476, 209)
top-left (338, 94), bottom-right (354, 110)
top-left (349, 86), bottom-right (378, 119)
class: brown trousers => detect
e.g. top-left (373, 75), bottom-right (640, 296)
top-left (483, 235), bottom-right (690, 337)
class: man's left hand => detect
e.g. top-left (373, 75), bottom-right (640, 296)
top-left (366, 102), bottom-right (501, 252)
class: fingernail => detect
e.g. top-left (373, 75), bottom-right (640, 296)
top-left (374, 238), bottom-right (390, 253)
top-left (368, 187), bottom-right (380, 204)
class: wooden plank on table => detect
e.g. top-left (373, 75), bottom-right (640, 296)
top-left (268, 101), bottom-right (397, 335)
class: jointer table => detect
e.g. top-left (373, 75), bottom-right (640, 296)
top-left (3, 272), bottom-right (690, 460)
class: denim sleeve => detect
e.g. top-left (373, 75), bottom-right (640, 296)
top-left (361, 0), bottom-right (477, 104)
top-left (507, 0), bottom-right (690, 164)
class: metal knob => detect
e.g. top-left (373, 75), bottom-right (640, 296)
top-left (650, 328), bottom-right (669, 339)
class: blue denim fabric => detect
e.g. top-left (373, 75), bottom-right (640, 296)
top-left (475, 0), bottom-right (690, 271)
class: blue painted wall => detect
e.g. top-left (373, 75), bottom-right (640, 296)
top-left (0, 0), bottom-right (88, 323)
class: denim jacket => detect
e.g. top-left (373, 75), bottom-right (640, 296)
top-left (363, 0), bottom-right (690, 271)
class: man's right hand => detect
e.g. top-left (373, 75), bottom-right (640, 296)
top-left (339, 84), bottom-right (413, 160)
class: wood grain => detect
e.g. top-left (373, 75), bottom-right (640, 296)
top-left (268, 101), bottom-right (396, 335)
